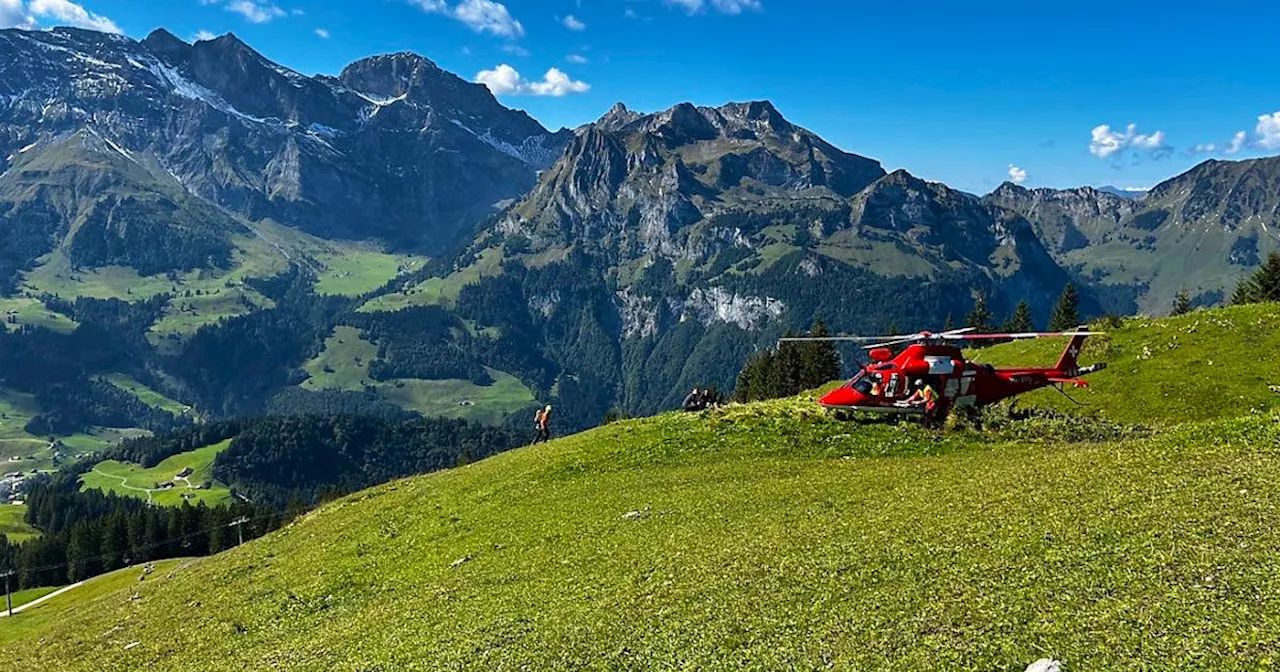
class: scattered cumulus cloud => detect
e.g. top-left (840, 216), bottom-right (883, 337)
top-left (314, 27), bottom-right (329, 38)
top-left (566, 53), bottom-right (588, 64)
top-left (1088, 123), bottom-right (1169, 161)
top-left (410, 0), bottom-right (524, 39)
top-left (665, 0), bottom-right (762, 15)
top-left (1007, 164), bottom-right (1027, 184)
top-left (1256, 112), bottom-right (1280, 150)
top-left (1, 0), bottom-right (122, 33)
top-left (475, 63), bottom-right (590, 96)
top-left (561, 14), bottom-right (585, 31)
top-left (224, 0), bottom-right (286, 23)
top-left (1225, 130), bottom-right (1247, 155)
top-left (0, 0), bottom-right (35, 28)
top-left (192, 29), bottom-right (217, 41)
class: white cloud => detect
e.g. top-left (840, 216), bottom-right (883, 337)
top-left (225, 0), bottom-right (286, 23)
top-left (1007, 164), bottom-right (1027, 184)
top-left (1256, 112), bottom-right (1280, 150)
top-left (1089, 123), bottom-right (1169, 160)
top-left (562, 14), bottom-right (585, 30)
top-left (0, 0), bottom-right (34, 28)
top-left (411, 0), bottom-right (524, 39)
top-left (500, 42), bottom-right (529, 56)
top-left (1225, 130), bottom-right (1247, 155)
top-left (193, 29), bottom-right (217, 41)
top-left (566, 53), bottom-right (588, 64)
top-left (314, 27), bottom-right (329, 38)
top-left (666, 0), bottom-right (762, 15)
top-left (25, 0), bottom-right (120, 33)
top-left (475, 64), bottom-right (590, 96)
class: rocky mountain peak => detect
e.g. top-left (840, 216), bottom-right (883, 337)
top-left (142, 28), bottom-right (190, 58)
top-left (714, 100), bottom-right (791, 135)
top-left (338, 51), bottom-right (446, 99)
top-left (595, 102), bottom-right (643, 132)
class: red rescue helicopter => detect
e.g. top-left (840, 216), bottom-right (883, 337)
top-left (780, 326), bottom-right (1108, 420)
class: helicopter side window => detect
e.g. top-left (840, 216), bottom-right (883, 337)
top-left (852, 378), bottom-right (875, 395)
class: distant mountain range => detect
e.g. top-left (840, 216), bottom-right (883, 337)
top-left (1, 25), bottom-right (1277, 439)
top-left (1095, 186), bottom-right (1150, 199)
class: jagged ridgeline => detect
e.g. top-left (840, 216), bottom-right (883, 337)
top-left (0, 26), bottom-right (1274, 438)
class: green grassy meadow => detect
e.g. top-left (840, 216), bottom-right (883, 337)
top-left (6, 304), bottom-right (1280, 670)
top-left (302, 326), bottom-right (535, 424)
top-left (4, 397), bottom-right (1279, 669)
top-left (0, 559), bottom-right (188, 648)
top-left (100, 374), bottom-right (191, 417)
top-left (0, 297), bottom-right (79, 334)
top-left (79, 440), bottom-right (232, 507)
top-left (7, 586), bottom-right (60, 610)
top-left (0, 505), bottom-right (39, 543)
top-left (359, 247), bottom-right (504, 311)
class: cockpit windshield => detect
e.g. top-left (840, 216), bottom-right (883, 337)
top-left (849, 368), bottom-right (880, 395)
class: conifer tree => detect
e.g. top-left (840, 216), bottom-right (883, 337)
top-left (799, 320), bottom-right (841, 390)
top-left (1002, 300), bottom-right (1035, 332)
top-left (965, 293), bottom-right (994, 333)
top-left (1172, 287), bottom-right (1192, 316)
top-left (943, 313), bottom-right (955, 331)
top-left (1049, 283), bottom-right (1080, 331)
top-left (1254, 251), bottom-right (1280, 302)
top-left (1232, 252), bottom-right (1280, 305)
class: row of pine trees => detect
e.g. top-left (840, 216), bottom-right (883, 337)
top-left (953, 283), bottom-right (1082, 336)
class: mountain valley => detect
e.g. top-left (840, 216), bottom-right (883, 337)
top-left (0, 25), bottom-right (1275, 453)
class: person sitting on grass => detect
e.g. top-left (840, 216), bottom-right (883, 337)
top-left (683, 387), bottom-right (707, 412)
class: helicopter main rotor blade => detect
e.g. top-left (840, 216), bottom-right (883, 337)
top-left (949, 330), bottom-right (1104, 340)
top-left (777, 333), bottom-right (921, 343)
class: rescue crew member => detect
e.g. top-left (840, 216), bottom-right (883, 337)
top-left (532, 405), bottom-right (553, 444)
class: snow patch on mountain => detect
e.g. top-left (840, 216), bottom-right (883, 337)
top-left (450, 119), bottom-right (558, 167)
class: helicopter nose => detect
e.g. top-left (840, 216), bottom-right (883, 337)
top-left (820, 386), bottom-right (864, 408)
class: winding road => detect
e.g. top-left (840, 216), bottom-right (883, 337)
top-left (91, 467), bottom-right (155, 504)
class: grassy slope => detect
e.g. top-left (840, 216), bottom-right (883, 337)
top-left (301, 326), bottom-right (535, 425)
top-left (79, 440), bottom-right (232, 507)
top-left (5, 392), bottom-right (1279, 670)
top-left (0, 297), bottom-right (79, 334)
top-left (973, 303), bottom-right (1280, 425)
top-left (0, 504), bottom-right (38, 543)
top-left (8, 304), bottom-right (1280, 670)
top-left (100, 374), bottom-right (191, 417)
top-left (0, 559), bottom-right (189, 648)
top-left (0, 390), bottom-right (45, 462)
top-left (358, 247), bottom-right (504, 312)
top-left (8, 586), bottom-right (60, 609)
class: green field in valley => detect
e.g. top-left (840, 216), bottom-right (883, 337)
top-left (99, 374), bottom-right (192, 417)
top-left (359, 247), bottom-right (503, 311)
top-left (79, 440), bottom-right (233, 507)
top-left (302, 326), bottom-right (535, 425)
top-left (0, 297), bottom-right (79, 334)
top-left (6, 303), bottom-right (1280, 671)
top-left (0, 505), bottom-right (39, 543)
top-left (310, 248), bottom-right (427, 297)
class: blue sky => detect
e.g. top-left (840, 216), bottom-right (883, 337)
top-left (4, 0), bottom-right (1279, 194)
